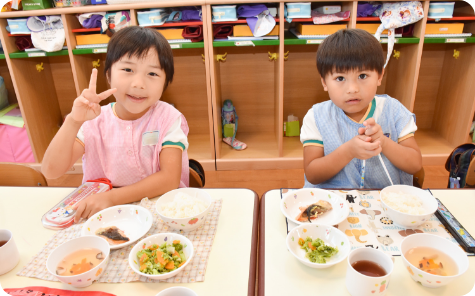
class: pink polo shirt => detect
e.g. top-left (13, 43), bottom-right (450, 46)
top-left (80, 101), bottom-right (189, 188)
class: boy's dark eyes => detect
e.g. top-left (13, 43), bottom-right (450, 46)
top-left (123, 68), bottom-right (132, 72)
top-left (359, 74), bottom-right (368, 79)
top-left (148, 72), bottom-right (159, 77)
top-left (336, 76), bottom-right (345, 82)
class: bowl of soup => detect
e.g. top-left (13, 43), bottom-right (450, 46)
top-left (46, 236), bottom-right (110, 288)
top-left (400, 233), bottom-right (469, 288)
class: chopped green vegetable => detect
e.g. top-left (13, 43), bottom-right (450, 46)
top-left (137, 241), bottom-right (187, 275)
top-left (301, 237), bottom-right (338, 264)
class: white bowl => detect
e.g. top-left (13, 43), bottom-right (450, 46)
top-left (155, 188), bottom-right (212, 231)
top-left (156, 287), bottom-right (198, 296)
top-left (380, 185), bottom-right (438, 228)
top-left (46, 236), bottom-right (110, 288)
top-left (128, 233), bottom-right (194, 280)
top-left (81, 205), bottom-right (153, 250)
top-left (400, 233), bottom-right (469, 288)
top-left (286, 223), bottom-right (351, 269)
top-left (281, 188), bottom-right (349, 226)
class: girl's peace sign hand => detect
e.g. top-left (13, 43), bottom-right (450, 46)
top-left (70, 68), bottom-right (117, 124)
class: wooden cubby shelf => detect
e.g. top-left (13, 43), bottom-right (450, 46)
top-left (0, 0), bottom-right (474, 173)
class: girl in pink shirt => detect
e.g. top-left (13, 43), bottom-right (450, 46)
top-left (42, 27), bottom-right (189, 222)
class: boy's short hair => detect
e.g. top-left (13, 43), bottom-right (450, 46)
top-left (316, 29), bottom-right (385, 78)
top-left (104, 27), bottom-right (174, 90)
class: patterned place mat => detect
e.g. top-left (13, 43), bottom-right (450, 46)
top-left (17, 198), bottom-right (223, 283)
top-left (281, 189), bottom-right (474, 256)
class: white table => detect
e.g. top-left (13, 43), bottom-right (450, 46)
top-left (0, 187), bottom-right (258, 296)
top-left (259, 189), bottom-right (475, 296)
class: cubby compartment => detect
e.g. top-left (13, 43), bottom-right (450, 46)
top-left (207, 3), bottom-right (283, 170)
top-left (212, 45), bottom-right (281, 166)
top-left (0, 18), bottom-right (76, 162)
top-left (413, 43), bottom-right (475, 164)
top-left (425, 1), bottom-right (475, 44)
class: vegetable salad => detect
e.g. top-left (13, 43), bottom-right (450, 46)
top-left (298, 237), bottom-right (338, 264)
top-left (136, 240), bottom-right (187, 275)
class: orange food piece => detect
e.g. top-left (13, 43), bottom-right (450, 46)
top-left (155, 251), bottom-right (168, 266)
top-left (165, 261), bottom-right (175, 270)
top-left (298, 238), bottom-right (305, 246)
top-left (308, 242), bottom-right (316, 251)
top-left (70, 258), bottom-right (93, 275)
top-left (173, 240), bottom-right (180, 244)
top-left (148, 245), bottom-right (158, 251)
top-left (140, 264), bottom-right (147, 272)
top-left (139, 253), bottom-right (148, 264)
top-left (178, 261), bottom-right (186, 268)
top-left (419, 259), bottom-right (440, 270)
top-left (173, 251), bottom-right (180, 257)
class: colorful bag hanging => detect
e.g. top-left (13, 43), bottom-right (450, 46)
top-left (26, 15), bottom-right (65, 52)
top-left (182, 25), bottom-right (203, 42)
top-left (221, 100), bottom-right (247, 151)
top-left (374, 1), bottom-right (424, 67)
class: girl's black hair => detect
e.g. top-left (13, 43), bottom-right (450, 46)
top-left (104, 27), bottom-right (174, 90)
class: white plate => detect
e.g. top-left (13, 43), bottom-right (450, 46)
top-left (281, 188), bottom-right (349, 226)
top-left (129, 233), bottom-right (194, 280)
top-left (286, 223), bottom-right (350, 268)
top-left (81, 205), bottom-right (153, 250)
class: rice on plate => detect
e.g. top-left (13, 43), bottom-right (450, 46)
top-left (159, 192), bottom-right (209, 218)
top-left (381, 191), bottom-right (427, 215)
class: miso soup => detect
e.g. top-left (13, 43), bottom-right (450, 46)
top-left (56, 248), bottom-right (104, 276)
top-left (405, 247), bottom-right (458, 276)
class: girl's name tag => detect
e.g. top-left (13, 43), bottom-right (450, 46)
top-left (142, 130), bottom-right (160, 146)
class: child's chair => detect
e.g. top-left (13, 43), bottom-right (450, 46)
top-left (413, 167), bottom-right (425, 189)
top-left (189, 159), bottom-right (205, 188)
top-left (0, 163), bottom-right (48, 186)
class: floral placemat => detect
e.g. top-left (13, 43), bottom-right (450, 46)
top-left (17, 198), bottom-right (223, 283)
top-left (281, 189), bottom-right (473, 256)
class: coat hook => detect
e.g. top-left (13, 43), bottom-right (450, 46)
top-left (92, 59), bottom-right (100, 68)
top-left (202, 54), bottom-right (205, 62)
top-left (453, 49), bottom-right (460, 59)
top-left (284, 51), bottom-right (289, 61)
top-left (216, 52), bottom-right (227, 62)
top-left (268, 52), bottom-right (277, 61)
top-left (36, 62), bottom-right (44, 72)
top-left (393, 50), bottom-right (400, 59)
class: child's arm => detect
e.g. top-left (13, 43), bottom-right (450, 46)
top-left (361, 118), bottom-right (422, 174)
top-left (42, 69), bottom-right (116, 179)
top-left (304, 135), bottom-right (382, 185)
top-left (73, 147), bottom-right (183, 222)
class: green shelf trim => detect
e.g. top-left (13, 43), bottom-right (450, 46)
top-left (9, 50), bottom-right (69, 59)
top-left (0, 53), bottom-right (5, 60)
top-left (213, 39), bottom-right (280, 47)
top-left (284, 31), bottom-right (420, 45)
top-left (73, 48), bottom-right (108, 55)
top-left (73, 42), bottom-right (204, 55)
top-left (424, 37), bottom-right (475, 44)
